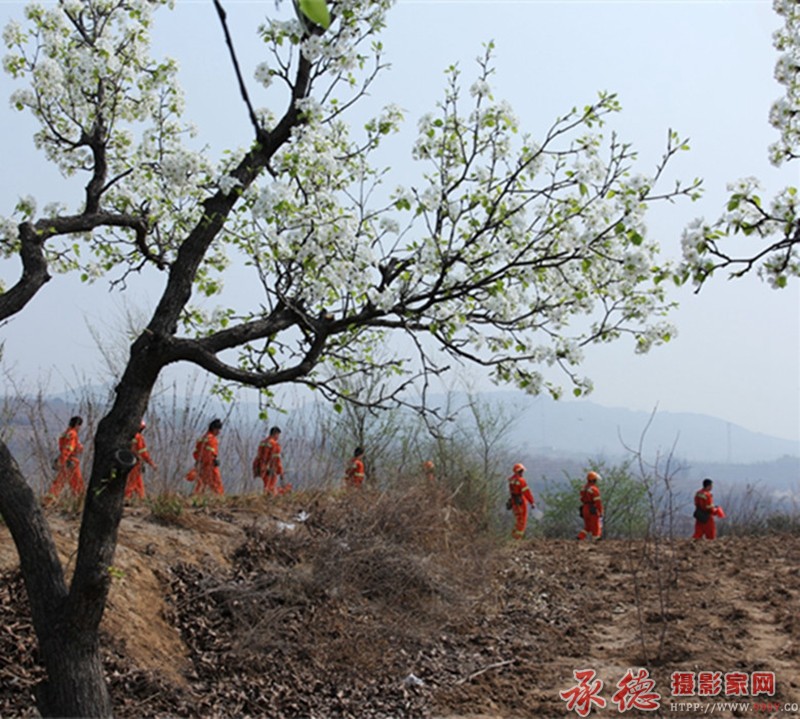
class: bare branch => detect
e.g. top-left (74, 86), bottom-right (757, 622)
top-left (213, 0), bottom-right (265, 142)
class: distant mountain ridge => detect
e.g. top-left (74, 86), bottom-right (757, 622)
top-left (429, 391), bottom-right (799, 464)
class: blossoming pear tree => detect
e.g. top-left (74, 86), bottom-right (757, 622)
top-left (0, 0), bottom-right (699, 715)
top-left (680, 0), bottom-right (799, 288)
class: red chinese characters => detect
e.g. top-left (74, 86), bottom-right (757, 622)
top-left (751, 672), bottom-right (776, 696)
top-left (670, 672), bottom-right (696, 697)
top-left (698, 671), bottom-right (723, 696)
top-left (611, 668), bottom-right (661, 712)
top-left (559, 669), bottom-right (607, 717)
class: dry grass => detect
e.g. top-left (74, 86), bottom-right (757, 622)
top-left (188, 485), bottom-right (498, 677)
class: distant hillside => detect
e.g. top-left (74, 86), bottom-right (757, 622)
top-left (435, 391), bottom-right (799, 464)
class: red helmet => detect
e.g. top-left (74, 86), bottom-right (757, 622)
top-left (586, 471), bottom-right (601, 482)
top-left (513, 463), bottom-right (526, 474)
top-left (423, 460), bottom-right (434, 470)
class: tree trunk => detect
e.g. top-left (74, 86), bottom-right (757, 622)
top-left (0, 347), bottom-right (158, 717)
top-left (36, 630), bottom-right (112, 718)
top-left (0, 440), bottom-right (114, 717)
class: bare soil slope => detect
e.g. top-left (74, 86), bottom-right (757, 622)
top-left (0, 493), bottom-right (798, 718)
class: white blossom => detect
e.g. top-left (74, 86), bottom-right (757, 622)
top-left (469, 79), bottom-right (491, 98)
top-left (0, 216), bottom-right (20, 243)
top-left (254, 62), bottom-right (273, 89)
top-left (218, 174), bottom-right (242, 196)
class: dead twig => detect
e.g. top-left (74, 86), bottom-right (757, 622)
top-left (455, 659), bottom-right (514, 685)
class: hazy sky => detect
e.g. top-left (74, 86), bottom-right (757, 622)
top-left (0, 0), bottom-right (798, 445)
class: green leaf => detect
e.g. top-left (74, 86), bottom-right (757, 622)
top-left (627, 229), bottom-right (644, 246)
top-left (298, 0), bottom-right (331, 30)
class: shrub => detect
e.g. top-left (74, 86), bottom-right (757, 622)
top-left (146, 493), bottom-right (184, 525)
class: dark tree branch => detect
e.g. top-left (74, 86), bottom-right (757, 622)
top-left (0, 225), bottom-right (50, 322)
top-left (168, 324), bottom-right (329, 388)
top-left (0, 211), bottom-right (156, 322)
top-left (694, 215), bottom-right (800, 291)
top-left (146, 52), bottom-right (313, 341)
top-left (213, 0), bottom-right (265, 142)
top-left (83, 96), bottom-right (107, 214)
top-left (0, 440), bottom-right (69, 646)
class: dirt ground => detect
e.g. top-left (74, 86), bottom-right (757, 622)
top-left (0, 494), bottom-right (798, 718)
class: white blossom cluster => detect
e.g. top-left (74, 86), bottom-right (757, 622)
top-left (234, 96), bottom-right (405, 312)
top-left (256, 0), bottom-right (394, 98)
top-left (0, 216), bottom-right (20, 248)
top-left (0, 196), bottom-right (36, 254)
top-left (365, 60), bottom-right (681, 394)
top-left (769, 0), bottom-right (800, 166)
top-left (3, 0), bottom-right (691, 399)
top-left (680, 0), bottom-right (799, 289)
top-left (2, 0), bottom-right (212, 276)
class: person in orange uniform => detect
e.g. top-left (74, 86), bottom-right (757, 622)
top-left (252, 426), bottom-right (284, 495)
top-left (125, 421), bottom-right (157, 500)
top-left (578, 471), bottom-right (603, 541)
top-left (188, 419), bottom-right (224, 496)
top-left (693, 478), bottom-right (717, 540)
top-left (508, 463), bottom-right (535, 539)
top-left (422, 460), bottom-right (436, 484)
top-left (344, 447), bottom-right (366, 488)
top-left (47, 415), bottom-right (85, 499)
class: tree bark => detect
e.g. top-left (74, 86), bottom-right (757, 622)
top-left (0, 442), bottom-right (111, 717)
top-left (35, 632), bottom-right (112, 718)
top-left (0, 367), bottom-right (154, 717)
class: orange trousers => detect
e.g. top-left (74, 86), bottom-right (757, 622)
top-left (193, 465), bottom-right (224, 495)
top-left (578, 507), bottom-right (602, 540)
top-left (260, 472), bottom-right (280, 496)
top-left (693, 518), bottom-right (716, 540)
top-left (511, 503), bottom-right (528, 539)
top-left (47, 462), bottom-right (84, 498)
top-left (124, 464), bottom-right (146, 500)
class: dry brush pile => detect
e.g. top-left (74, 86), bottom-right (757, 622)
top-left (159, 488), bottom-right (498, 718)
top-left (0, 487), bottom-right (500, 718)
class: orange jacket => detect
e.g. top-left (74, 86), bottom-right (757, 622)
top-left (694, 489), bottom-right (715, 514)
top-left (345, 457), bottom-right (365, 487)
top-left (131, 432), bottom-right (154, 467)
top-left (581, 482), bottom-right (603, 516)
top-left (253, 435), bottom-right (283, 478)
top-left (508, 472), bottom-right (534, 507)
top-left (58, 427), bottom-right (83, 468)
top-left (194, 432), bottom-right (219, 468)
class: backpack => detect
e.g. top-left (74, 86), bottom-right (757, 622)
top-left (693, 507), bottom-right (711, 523)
